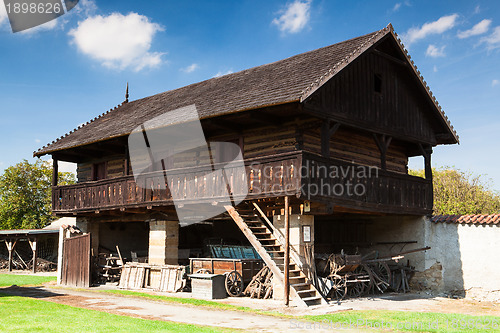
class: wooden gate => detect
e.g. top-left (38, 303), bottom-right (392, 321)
top-left (62, 234), bottom-right (91, 287)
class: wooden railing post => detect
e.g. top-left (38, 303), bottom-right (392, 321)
top-left (284, 196), bottom-right (290, 306)
top-left (52, 159), bottom-right (59, 187)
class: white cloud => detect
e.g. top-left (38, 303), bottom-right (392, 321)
top-left (493, 79), bottom-right (499, 87)
top-left (480, 26), bottom-right (500, 50)
top-left (35, 139), bottom-right (41, 143)
top-left (272, 0), bottom-right (311, 34)
top-left (392, 3), bottom-right (402, 12)
top-left (403, 14), bottom-right (459, 45)
top-left (474, 5), bottom-right (481, 14)
top-left (181, 63), bottom-right (199, 73)
top-left (433, 65), bottom-right (438, 72)
top-left (426, 44), bottom-right (446, 57)
top-left (457, 19), bottom-right (492, 39)
top-left (213, 70), bottom-right (233, 78)
top-left (68, 12), bottom-right (164, 71)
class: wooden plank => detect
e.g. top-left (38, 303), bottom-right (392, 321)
top-left (284, 196), bottom-right (290, 307)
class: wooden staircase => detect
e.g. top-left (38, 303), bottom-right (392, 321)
top-left (225, 204), bottom-right (328, 307)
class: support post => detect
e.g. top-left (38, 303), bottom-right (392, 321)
top-left (284, 196), bottom-right (290, 306)
top-left (52, 159), bottom-right (59, 187)
top-left (321, 120), bottom-right (341, 157)
top-left (29, 238), bottom-right (37, 274)
top-left (57, 226), bottom-right (65, 284)
top-left (5, 240), bottom-right (17, 272)
top-left (418, 144), bottom-right (433, 181)
top-left (373, 134), bottom-right (392, 170)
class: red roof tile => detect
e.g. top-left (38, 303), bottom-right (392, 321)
top-left (432, 214), bottom-right (500, 225)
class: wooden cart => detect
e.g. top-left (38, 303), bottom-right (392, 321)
top-left (189, 258), bottom-right (264, 297)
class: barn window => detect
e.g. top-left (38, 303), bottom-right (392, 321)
top-left (374, 73), bottom-right (383, 93)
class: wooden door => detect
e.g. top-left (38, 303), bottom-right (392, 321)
top-left (61, 234), bottom-right (91, 287)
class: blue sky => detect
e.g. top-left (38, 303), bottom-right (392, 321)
top-left (0, 0), bottom-right (499, 191)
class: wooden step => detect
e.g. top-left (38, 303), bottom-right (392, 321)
top-left (249, 226), bottom-right (267, 230)
top-left (301, 296), bottom-right (322, 302)
top-left (253, 232), bottom-right (272, 235)
top-left (297, 289), bottom-right (316, 296)
top-left (289, 276), bottom-right (306, 283)
top-left (291, 282), bottom-right (311, 288)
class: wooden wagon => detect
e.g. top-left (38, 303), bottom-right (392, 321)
top-left (189, 258), bottom-right (264, 296)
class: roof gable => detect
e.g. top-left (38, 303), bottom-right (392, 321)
top-left (34, 24), bottom-right (457, 158)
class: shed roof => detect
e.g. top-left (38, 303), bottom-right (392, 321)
top-left (34, 24), bottom-right (458, 158)
top-left (0, 229), bottom-right (59, 236)
top-left (432, 214), bottom-right (500, 225)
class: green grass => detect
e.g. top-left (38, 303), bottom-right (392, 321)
top-left (0, 293), bottom-right (229, 333)
top-left (0, 274), bottom-right (56, 287)
top-left (303, 310), bottom-right (500, 333)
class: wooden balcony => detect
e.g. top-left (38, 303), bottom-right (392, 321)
top-left (52, 151), bottom-right (432, 216)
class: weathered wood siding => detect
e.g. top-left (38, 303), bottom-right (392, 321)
top-left (305, 51), bottom-right (437, 145)
top-left (302, 123), bottom-right (408, 173)
top-left (77, 157), bottom-right (126, 183)
top-left (242, 126), bottom-right (296, 158)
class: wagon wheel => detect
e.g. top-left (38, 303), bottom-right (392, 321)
top-left (225, 271), bottom-right (244, 297)
top-left (347, 265), bottom-right (372, 298)
top-left (370, 262), bottom-right (391, 293)
top-left (327, 275), bottom-right (346, 301)
top-left (195, 269), bottom-right (212, 274)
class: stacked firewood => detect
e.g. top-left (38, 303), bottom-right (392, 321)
top-left (244, 266), bottom-right (273, 299)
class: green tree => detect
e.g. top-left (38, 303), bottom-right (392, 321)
top-left (0, 160), bottom-right (76, 230)
top-left (410, 167), bottom-right (500, 215)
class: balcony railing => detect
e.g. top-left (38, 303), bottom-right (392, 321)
top-left (52, 151), bottom-right (432, 215)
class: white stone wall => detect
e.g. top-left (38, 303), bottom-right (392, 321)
top-left (423, 221), bottom-right (500, 299)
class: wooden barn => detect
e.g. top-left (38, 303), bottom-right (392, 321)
top-left (34, 24), bottom-right (458, 306)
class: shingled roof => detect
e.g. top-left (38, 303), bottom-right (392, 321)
top-left (432, 214), bottom-right (500, 225)
top-left (34, 24), bottom-right (458, 157)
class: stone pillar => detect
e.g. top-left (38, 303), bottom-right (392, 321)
top-left (149, 220), bottom-right (178, 265)
top-left (272, 214), bottom-right (314, 300)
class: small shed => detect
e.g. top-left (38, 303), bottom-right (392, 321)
top-left (0, 217), bottom-right (76, 273)
top-left (0, 229), bottom-right (59, 272)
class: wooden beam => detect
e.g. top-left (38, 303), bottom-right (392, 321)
top-left (251, 111), bottom-right (282, 127)
top-left (52, 159), bottom-right (59, 187)
top-left (372, 49), bottom-right (408, 67)
top-left (284, 196), bottom-right (290, 307)
top-left (373, 134), bottom-right (392, 170)
top-left (418, 144), bottom-right (433, 181)
top-left (5, 240), bottom-right (17, 272)
top-left (29, 238), bottom-right (37, 274)
top-left (321, 121), bottom-right (340, 157)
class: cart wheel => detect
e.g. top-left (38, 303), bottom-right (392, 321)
top-left (327, 275), bottom-right (346, 301)
top-left (195, 269), bottom-right (212, 274)
top-left (370, 262), bottom-right (391, 293)
top-left (347, 265), bottom-right (372, 298)
top-left (225, 271), bottom-right (244, 297)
